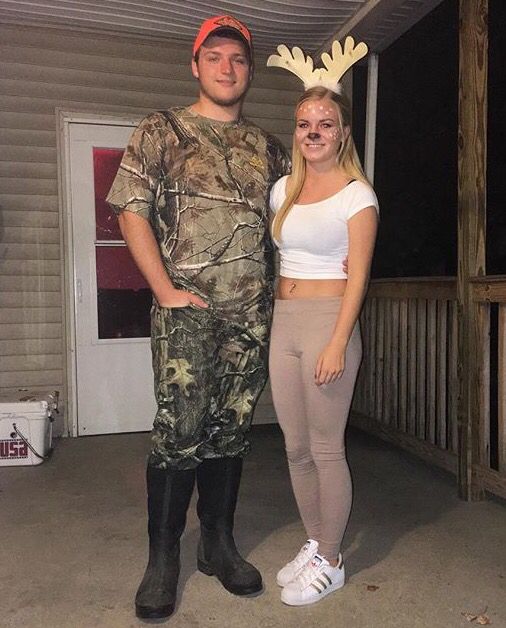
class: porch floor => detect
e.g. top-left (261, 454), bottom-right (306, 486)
top-left (1, 425), bottom-right (505, 628)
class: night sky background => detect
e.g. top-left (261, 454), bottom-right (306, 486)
top-left (353, 0), bottom-right (505, 279)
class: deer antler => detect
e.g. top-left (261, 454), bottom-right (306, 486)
top-left (320, 37), bottom-right (368, 90)
top-left (267, 37), bottom-right (369, 94)
top-left (267, 44), bottom-right (321, 89)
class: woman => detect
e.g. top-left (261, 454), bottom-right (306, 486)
top-left (269, 85), bottom-right (378, 606)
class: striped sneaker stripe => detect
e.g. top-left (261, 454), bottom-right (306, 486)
top-left (322, 572), bottom-right (332, 586)
top-left (310, 576), bottom-right (331, 594)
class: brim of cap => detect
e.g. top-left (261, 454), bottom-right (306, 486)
top-left (194, 26), bottom-right (252, 57)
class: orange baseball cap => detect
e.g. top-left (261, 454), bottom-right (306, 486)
top-left (193, 15), bottom-right (252, 58)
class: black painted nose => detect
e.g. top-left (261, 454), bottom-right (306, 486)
top-left (308, 132), bottom-right (321, 140)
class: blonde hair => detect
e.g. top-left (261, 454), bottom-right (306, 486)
top-left (272, 86), bottom-right (369, 242)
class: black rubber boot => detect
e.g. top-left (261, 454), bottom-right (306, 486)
top-left (135, 465), bottom-right (195, 620)
top-left (196, 457), bottom-right (263, 596)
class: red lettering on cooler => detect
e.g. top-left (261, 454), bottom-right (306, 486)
top-left (0, 439), bottom-right (29, 459)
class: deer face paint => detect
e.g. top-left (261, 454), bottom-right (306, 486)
top-left (295, 97), bottom-right (347, 166)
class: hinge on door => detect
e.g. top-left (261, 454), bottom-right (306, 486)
top-left (76, 279), bottom-right (83, 303)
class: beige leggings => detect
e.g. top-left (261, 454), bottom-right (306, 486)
top-left (269, 297), bottom-right (362, 560)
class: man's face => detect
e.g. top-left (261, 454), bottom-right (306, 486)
top-left (192, 35), bottom-right (251, 107)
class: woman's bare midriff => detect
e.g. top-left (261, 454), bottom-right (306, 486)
top-left (276, 276), bottom-right (347, 300)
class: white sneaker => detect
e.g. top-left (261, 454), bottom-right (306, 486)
top-left (276, 539), bottom-right (319, 587)
top-left (281, 553), bottom-right (345, 606)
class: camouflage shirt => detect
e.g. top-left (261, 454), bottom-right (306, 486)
top-left (107, 107), bottom-right (290, 320)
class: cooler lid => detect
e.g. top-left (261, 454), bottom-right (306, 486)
top-left (0, 390), bottom-right (59, 415)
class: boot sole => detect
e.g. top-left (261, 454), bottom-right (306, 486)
top-left (135, 602), bottom-right (175, 621)
top-left (197, 560), bottom-right (263, 597)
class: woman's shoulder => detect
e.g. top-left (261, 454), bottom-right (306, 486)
top-left (344, 179), bottom-right (379, 213)
top-left (272, 174), bottom-right (289, 194)
top-left (270, 175), bottom-right (289, 212)
top-left (346, 179), bottom-right (375, 194)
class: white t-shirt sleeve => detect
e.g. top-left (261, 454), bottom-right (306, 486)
top-left (346, 182), bottom-right (379, 220)
top-left (269, 176), bottom-right (288, 213)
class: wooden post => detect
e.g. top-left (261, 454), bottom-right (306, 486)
top-left (499, 305), bottom-right (506, 473)
top-left (457, 0), bottom-right (488, 500)
top-left (365, 53), bottom-right (379, 184)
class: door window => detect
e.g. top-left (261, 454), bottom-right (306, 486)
top-left (93, 148), bottom-right (151, 339)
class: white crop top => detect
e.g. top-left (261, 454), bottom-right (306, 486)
top-left (269, 175), bottom-right (379, 279)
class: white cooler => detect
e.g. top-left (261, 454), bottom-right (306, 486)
top-left (0, 390), bottom-right (58, 467)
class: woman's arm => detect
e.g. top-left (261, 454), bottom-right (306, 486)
top-left (315, 206), bottom-right (378, 385)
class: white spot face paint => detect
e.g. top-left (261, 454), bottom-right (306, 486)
top-left (295, 97), bottom-right (344, 162)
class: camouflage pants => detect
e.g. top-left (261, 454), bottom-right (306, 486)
top-left (149, 303), bottom-right (270, 470)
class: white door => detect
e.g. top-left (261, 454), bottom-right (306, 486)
top-left (69, 122), bottom-right (156, 435)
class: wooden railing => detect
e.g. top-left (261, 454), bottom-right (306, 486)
top-left (351, 276), bottom-right (506, 500)
top-left (469, 277), bottom-right (506, 497)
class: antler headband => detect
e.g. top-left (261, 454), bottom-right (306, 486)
top-left (267, 37), bottom-right (368, 94)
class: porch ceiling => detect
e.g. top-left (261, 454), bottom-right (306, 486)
top-left (0, 0), bottom-right (444, 53)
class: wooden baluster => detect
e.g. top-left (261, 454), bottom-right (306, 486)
top-left (384, 298), bottom-right (392, 424)
top-left (448, 300), bottom-right (459, 453)
top-left (498, 304), bottom-right (506, 473)
top-left (376, 298), bottom-right (385, 422)
top-left (426, 300), bottom-right (437, 444)
top-left (358, 299), bottom-right (366, 415)
top-left (399, 298), bottom-right (409, 433)
top-left (407, 298), bottom-right (417, 436)
top-left (391, 299), bottom-right (400, 429)
top-left (437, 300), bottom-right (448, 449)
top-left (362, 298), bottom-right (372, 415)
top-left (368, 297), bottom-right (377, 418)
top-left (478, 303), bottom-right (491, 468)
top-left (416, 300), bottom-right (427, 440)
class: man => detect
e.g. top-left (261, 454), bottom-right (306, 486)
top-left (106, 15), bottom-right (290, 621)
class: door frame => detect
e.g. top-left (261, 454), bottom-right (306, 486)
top-left (57, 110), bottom-right (142, 437)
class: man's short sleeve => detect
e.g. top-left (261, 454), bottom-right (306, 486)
top-left (267, 134), bottom-right (291, 185)
top-left (106, 114), bottom-right (165, 221)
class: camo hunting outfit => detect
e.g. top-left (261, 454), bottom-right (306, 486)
top-left (107, 107), bottom-right (290, 469)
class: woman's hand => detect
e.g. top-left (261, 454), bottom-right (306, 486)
top-left (315, 340), bottom-right (346, 386)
